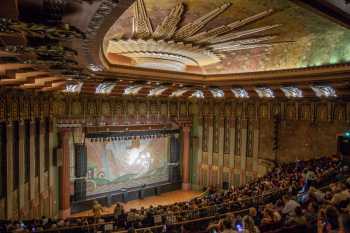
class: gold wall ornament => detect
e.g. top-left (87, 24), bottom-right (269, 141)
top-left (72, 101), bottom-right (82, 116)
top-left (105, 0), bottom-right (280, 72)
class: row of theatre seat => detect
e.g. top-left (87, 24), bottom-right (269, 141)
top-left (1, 156), bottom-right (346, 233)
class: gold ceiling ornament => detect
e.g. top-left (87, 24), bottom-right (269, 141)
top-left (105, 0), bottom-right (280, 72)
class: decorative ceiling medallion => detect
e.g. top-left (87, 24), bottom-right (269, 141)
top-left (280, 86), bottom-right (303, 98)
top-left (190, 90), bottom-right (205, 99)
top-left (231, 88), bottom-right (249, 98)
top-left (209, 88), bottom-right (225, 98)
top-left (124, 85), bottom-right (143, 95)
top-left (170, 88), bottom-right (189, 97)
top-left (255, 87), bottom-right (274, 98)
top-left (311, 85), bottom-right (337, 97)
top-left (105, 0), bottom-right (279, 72)
top-left (64, 82), bottom-right (83, 93)
top-left (96, 82), bottom-right (116, 94)
top-left (148, 86), bottom-right (168, 96)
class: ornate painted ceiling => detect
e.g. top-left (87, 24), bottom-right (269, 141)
top-left (103, 0), bottom-right (350, 74)
top-left (1, 0), bottom-right (350, 98)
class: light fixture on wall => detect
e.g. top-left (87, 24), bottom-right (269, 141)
top-left (280, 86), bottom-right (303, 98)
top-left (255, 87), bottom-right (275, 98)
top-left (231, 88), bottom-right (249, 98)
top-left (311, 84), bottom-right (337, 98)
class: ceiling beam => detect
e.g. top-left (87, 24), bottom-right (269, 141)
top-left (291, 0), bottom-right (350, 29)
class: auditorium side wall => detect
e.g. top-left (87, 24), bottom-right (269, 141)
top-left (0, 91), bottom-right (349, 218)
top-left (0, 92), bottom-right (60, 220)
top-left (191, 100), bottom-right (350, 190)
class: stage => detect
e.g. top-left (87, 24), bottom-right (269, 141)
top-left (71, 190), bottom-right (200, 218)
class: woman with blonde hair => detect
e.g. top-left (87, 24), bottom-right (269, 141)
top-left (243, 216), bottom-right (260, 233)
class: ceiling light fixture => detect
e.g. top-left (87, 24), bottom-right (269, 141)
top-left (106, 0), bottom-right (281, 72)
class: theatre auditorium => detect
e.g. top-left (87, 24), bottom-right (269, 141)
top-left (0, 0), bottom-right (350, 232)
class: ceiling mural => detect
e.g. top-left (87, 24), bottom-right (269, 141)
top-left (103, 0), bottom-right (350, 75)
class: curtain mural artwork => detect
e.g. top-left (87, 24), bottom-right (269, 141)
top-left (85, 137), bottom-right (169, 196)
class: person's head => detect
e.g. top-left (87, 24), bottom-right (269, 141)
top-left (341, 213), bottom-right (350, 233)
top-left (307, 202), bottom-right (319, 213)
top-left (243, 216), bottom-right (256, 232)
top-left (222, 217), bottom-right (232, 230)
top-left (325, 206), bottom-right (340, 230)
top-left (249, 207), bottom-right (257, 217)
top-left (282, 195), bottom-right (290, 204)
top-left (295, 206), bottom-right (303, 216)
top-left (127, 226), bottom-right (136, 233)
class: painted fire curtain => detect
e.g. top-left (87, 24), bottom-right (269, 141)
top-left (85, 137), bottom-right (169, 196)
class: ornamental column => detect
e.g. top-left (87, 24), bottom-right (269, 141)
top-left (182, 126), bottom-right (191, 191)
top-left (6, 122), bottom-right (13, 219)
top-left (59, 128), bottom-right (71, 218)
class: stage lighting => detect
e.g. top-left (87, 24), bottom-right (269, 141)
top-left (345, 131), bottom-right (350, 138)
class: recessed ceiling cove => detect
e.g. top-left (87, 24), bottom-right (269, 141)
top-left (103, 0), bottom-right (350, 74)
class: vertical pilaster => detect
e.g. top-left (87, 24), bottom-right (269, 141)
top-left (218, 116), bottom-right (225, 187)
top-left (18, 121), bottom-right (25, 218)
top-left (196, 118), bottom-right (203, 186)
top-left (48, 119), bottom-right (55, 217)
top-left (229, 119), bottom-right (235, 168)
top-left (6, 122), bottom-right (13, 219)
top-left (218, 116), bottom-right (225, 167)
top-left (240, 119), bottom-right (247, 185)
top-left (182, 126), bottom-right (191, 191)
top-left (39, 120), bottom-right (45, 217)
top-left (207, 116), bottom-right (213, 165)
top-left (29, 121), bottom-right (35, 218)
top-left (253, 124), bottom-right (259, 178)
top-left (59, 129), bottom-right (71, 218)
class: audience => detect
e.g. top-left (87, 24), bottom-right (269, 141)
top-left (2, 156), bottom-right (350, 233)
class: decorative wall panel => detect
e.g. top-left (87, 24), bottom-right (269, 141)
top-left (247, 121), bottom-right (254, 157)
top-left (223, 118), bottom-right (230, 154)
top-left (286, 103), bottom-right (296, 120)
top-left (259, 103), bottom-right (269, 119)
top-left (334, 103), bottom-right (346, 121)
top-left (193, 98), bottom-right (349, 190)
top-left (235, 118), bottom-right (241, 156)
top-left (299, 103), bottom-right (312, 120)
top-left (213, 116), bottom-right (220, 153)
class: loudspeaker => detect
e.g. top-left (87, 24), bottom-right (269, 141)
top-left (222, 181), bottom-right (229, 190)
top-left (106, 193), bottom-right (112, 207)
top-left (155, 187), bottom-right (160, 196)
top-left (169, 166), bottom-right (181, 183)
top-left (74, 144), bottom-right (87, 178)
top-left (339, 136), bottom-right (350, 156)
top-left (170, 135), bottom-right (180, 162)
top-left (74, 179), bottom-right (86, 201)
